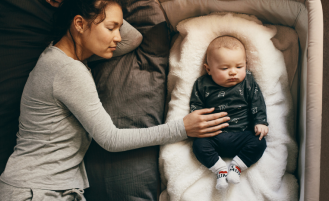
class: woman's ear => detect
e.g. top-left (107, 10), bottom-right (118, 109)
top-left (73, 15), bottom-right (87, 34)
top-left (204, 63), bottom-right (211, 75)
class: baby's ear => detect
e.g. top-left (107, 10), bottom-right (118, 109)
top-left (204, 63), bottom-right (211, 75)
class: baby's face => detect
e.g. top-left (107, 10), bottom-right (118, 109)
top-left (204, 47), bottom-right (246, 88)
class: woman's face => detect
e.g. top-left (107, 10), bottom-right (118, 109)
top-left (81, 3), bottom-right (123, 59)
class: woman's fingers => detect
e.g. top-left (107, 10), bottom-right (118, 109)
top-left (200, 122), bottom-right (229, 133)
top-left (194, 107), bottom-right (215, 115)
top-left (196, 130), bottom-right (223, 138)
top-left (205, 116), bottom-right (230, 127)
top-left (183, 108), bottom-right (231, 138)
top-left (202, 111), bottom-right (228, 122)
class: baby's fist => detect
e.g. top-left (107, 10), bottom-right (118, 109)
top-left (254, 124), bottom-right (269, 140)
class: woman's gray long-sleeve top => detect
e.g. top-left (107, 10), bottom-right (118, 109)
top-left (0, 45), bottom-right (187, 190)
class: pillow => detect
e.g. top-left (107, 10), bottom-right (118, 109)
top-left (159, 12), bottom-right (298, 201)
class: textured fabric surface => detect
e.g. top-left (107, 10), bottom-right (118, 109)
top-left (0, 180), bottom-right (86, 201)
top-left (84, 0), bottom-right (171, 200)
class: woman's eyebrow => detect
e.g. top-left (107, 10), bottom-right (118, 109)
top-left (106, 21), bottom-right (123, 27)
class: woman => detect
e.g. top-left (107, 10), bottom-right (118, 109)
top-left (0, 0), bottom-right (230, 200)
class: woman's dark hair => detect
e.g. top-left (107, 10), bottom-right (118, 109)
top-left (53, 0), bottom-right (122, 45)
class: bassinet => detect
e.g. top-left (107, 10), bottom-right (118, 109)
top-left (157, 0), bottom-right (323, 200)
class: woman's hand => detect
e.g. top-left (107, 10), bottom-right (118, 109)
top-left (46, 0), bottom-right (63, 7)
top-left (183, 108), bottom-right (230, 138)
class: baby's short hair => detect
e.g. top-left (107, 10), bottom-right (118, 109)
top-left (205, 36), bottom-right (245, 63)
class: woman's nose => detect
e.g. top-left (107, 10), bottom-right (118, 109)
top-left (114, 30), bottom-right (122, 43)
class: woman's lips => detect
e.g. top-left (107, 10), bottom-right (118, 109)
top-left (109, 47), bottom-right (116, 51)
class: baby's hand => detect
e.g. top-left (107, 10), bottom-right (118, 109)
top-left (254, 124), bottom-right (269, 140)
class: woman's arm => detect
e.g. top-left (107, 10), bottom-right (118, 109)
top-left (53, 61), bottom-right (228, 152)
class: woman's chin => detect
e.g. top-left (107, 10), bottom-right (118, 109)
top-left (98, 52), bottom-right (113, 60)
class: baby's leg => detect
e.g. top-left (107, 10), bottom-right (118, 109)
top-left (193, 137), bottom-right (228, 190)
top-left (226, 130), bottom-right (267, 184)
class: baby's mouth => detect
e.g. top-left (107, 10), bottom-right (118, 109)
top-left (228, 78), bottom-right (238, 82)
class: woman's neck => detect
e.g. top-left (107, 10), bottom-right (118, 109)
top-left (54, 34), bottom-right (92, 61)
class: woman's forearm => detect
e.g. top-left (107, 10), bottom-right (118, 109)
top-left (92, 119), bottom-right (187, 152)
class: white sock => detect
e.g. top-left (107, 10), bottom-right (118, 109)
top-left (209, 158), bottom-right (228, 190)
top-left (227, 156), bottom-right (248, 184)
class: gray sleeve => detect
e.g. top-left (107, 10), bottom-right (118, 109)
top-left (53, 62), bottom-right (187, 152)
top-left (87, 19), bottom-right (143, 62)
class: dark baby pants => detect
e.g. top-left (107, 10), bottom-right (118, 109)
top-left (193, 130), bottom-right (267, 168)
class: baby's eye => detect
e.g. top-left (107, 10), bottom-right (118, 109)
top-left (237, 66), bottom-right (243, 69)
top-left (221, 68), bottom-right (228, 70)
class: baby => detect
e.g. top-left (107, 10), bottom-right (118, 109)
top-left (190, 36), bottom-right (268, 190)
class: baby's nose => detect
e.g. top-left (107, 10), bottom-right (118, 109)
top-left (230, 69), bottom-right (237, 75)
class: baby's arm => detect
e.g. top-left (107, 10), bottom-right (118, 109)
top-left (190, 79), bottom-right (205, 113)
top-left (248, 74), bottom-right (269, 140)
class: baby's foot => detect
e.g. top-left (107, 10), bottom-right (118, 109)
top-left (227, 165), bottom-right (241, 184)
top-left (216, 170), bottom-right (228, 190)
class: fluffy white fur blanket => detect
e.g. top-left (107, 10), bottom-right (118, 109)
top-left (159, 13), bottom-right (299, 201)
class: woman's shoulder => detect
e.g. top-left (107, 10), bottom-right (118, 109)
top-left (41, 46), bottom-right (83, 67)
top-left (35, 45), bottom-right (88, 76)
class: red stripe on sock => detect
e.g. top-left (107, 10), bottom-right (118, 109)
top-left (235, 166), bottom-right (241, 173)
top-left (218, 171), bottom-right (228, 174)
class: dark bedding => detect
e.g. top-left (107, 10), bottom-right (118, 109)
top-left (0, 0), bottom-right (55, 173)
top-left (0, 0), bottom-right (170, 200)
